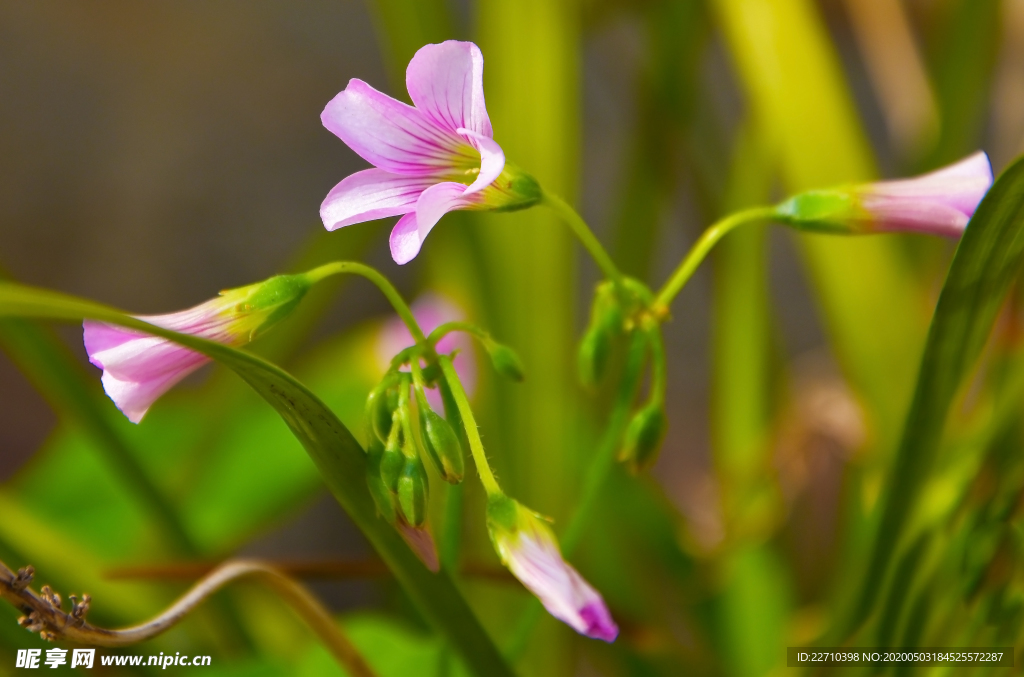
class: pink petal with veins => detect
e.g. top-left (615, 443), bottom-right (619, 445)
top-left (406, 41), bottom-right (492, 138)
top-left (320, 169), bottom-right (433, 231)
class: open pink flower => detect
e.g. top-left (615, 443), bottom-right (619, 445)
top-left (320, 41), bottom-right (539, 265)
top-left (488, 496), bottom-right (618, 642)
top-left (778, 152), bottom-right (994, 237)
top-left (84, 275), bottom-right (309, 423)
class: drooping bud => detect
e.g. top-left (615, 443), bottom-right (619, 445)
top-left (379, 415), bottom-right (405, 493)
top-left (619, 403), bottom-right (667, 472)
top-left (364, 438), bottom-right (397, 524)
top-left (485, 341), bottom-right (525, 382)
top-left (578, 287), bottom-right (623, 388)
top-left (486, 495), bottom-right (618, 642)
top-left (365, 374), bottom-right (401, 443)
top-left (775, 151), bottom-right (993, 238)
top-left (397, 454), bottom-right (430, 528)
top-left (83, 273), bottom-right (312, 423)
top-left (418, 406), bottom-right (465, 483)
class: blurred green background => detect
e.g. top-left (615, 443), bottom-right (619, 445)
top-left (1, 0), bottom-right (1023, 675)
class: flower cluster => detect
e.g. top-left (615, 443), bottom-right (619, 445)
top-left (79, 37), bottom-right (1002, 652)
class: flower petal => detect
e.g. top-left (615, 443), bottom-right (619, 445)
top-left (389, 212), bottom-right (424, 265)
top-left (322, 79), bottom-right (473, 176)
top-left (320, 169), bottom-right (432, 231)
top-left (503, 531), bottom-right (619, 642)
top-left (867, 151), bottom-right (993, 219)
top-left (406, 41), bottom-right (492, 138)
top-left (84, 321), bottom-right (210, 423)
top-left (458, 128), bottom-right (505, 194)
top-left (414, 181), bottom-right (478, 241)
top-left (859, 197), bottom-right (971, 237)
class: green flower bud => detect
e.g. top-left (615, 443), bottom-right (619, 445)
top-left (486, 341), bottom-right (525, 382)
top-left (578, 303), bottom-right (623, 387)
top-left (419, 407), bottom-right (465, 483)
top-left (365, 376), bottom-right (401, 443)
top-left (619, 404), bottom-right (667, 471)
top-left (379, 418), bottom-right (405, 492)
top-left (364, 439), bottom-right (397, 524)
top-left (397, 455), bottom-right (429, 528)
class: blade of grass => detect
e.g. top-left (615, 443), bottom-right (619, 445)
top-left (850, 156), bottom-right (1024, 633)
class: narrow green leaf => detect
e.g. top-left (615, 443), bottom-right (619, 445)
top-left (0, 283), bottom-right (515, 677)
top-left (854, 156), bottom-right (1024, 631)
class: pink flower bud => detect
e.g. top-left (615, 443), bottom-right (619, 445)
top-left (487, 496), bottom-right (618, 642)
top-left (83, 275), bottom-right (309, 423)
top-left (777, 152), bottom-right (993, 238)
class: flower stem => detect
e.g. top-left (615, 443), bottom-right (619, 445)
top-left (0, 558), bottom-right (377, 677)
top-left (542, 192), bottom-right (624, 284)
top-left (305, 262), bottom-right (426, 345)
top-left (426, 321), bottom-right (490, 346)
top-left (438, 355), bottom-right (502, 498)
top-left (653, 206), bottom-right (778, 312)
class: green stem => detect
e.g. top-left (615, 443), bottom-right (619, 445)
top-left (306, 262), bottom-right (426, 345)
top-left (427, 321), bottom-right (490, 346)
top-left (505, 330), bottom-right (649, 657)
top-left (438, 356), bottom-right (502, 498)
top-left (653, 206), bottom-right (777, 311)
top-left (542, 192), bottom-right (624, 284)
top-left (645, 323), bottom-right (667, 407)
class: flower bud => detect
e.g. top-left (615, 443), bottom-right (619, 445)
top-left (486, 495), bottom-right (618, 642)
top-left (619, 403), bottom-right (667, 472)
top-left (379, 418), bottom-right (405, 493)
top-left (419, 407), bottom-right (465, 483)
top-left (83, 273), bottom-right (311, 423)
top-left (365, 376), bottom-right (401, 443)
top-left (776, 151), bottom-right (993, 238)
top-left (578, 302), bottom-right (623, 388)
top-left (486, 341), bottom-right (525, 382)
top-left (397, 454), bottom-right (430, 528)
top-left (364, 439), bottom-right (397, 524)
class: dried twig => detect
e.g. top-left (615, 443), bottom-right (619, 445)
top-left (0, 558), bottom-right (377, 677)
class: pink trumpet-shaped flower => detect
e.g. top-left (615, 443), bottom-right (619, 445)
top-left (84, 275), bottom-right (310, 423)
top-left (487, 496), bottom-right (619, 642)
top-left (777, 151), bottom-right (994, 237)
top-left (320, 41), bottom-right (539, 264)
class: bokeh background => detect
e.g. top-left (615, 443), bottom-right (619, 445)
top-left (1, 0), bottom-right (1022, 675)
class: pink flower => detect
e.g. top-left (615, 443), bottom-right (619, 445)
top-left (487, 496), bottom-right (618, 642)
top-left (376, 293), bottom-right (477, 412)
top-left (84, 275), bottom-right (309, 423)
top-left (320, 41), bottom-right (539, 265)
top-left (777, 152), bottom-right (993, 237)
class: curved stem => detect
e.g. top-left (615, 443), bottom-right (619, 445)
top-left (653, 206), bottom-right (777, 312)
top-left (306, 262), bottom-right (426, 345)
top-left (427, 321), bottom-right (490, 346)
top-left (0, 559), bottom-right (377, 677)
top-left (438, 355), bottom-right (502, 497)
top-left (542, 192), bottom-right (624, 284)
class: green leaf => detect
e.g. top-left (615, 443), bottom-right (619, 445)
top-left (854, 156), bottom-right (1024, 631)
top-left (0, 283), bottom-right (515, 677)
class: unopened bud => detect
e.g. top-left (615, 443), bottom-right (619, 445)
top-left (578, 304), bottom-right (622, 387)
top-left (397, 455), bottom-right (430, 528)
top-left (365, 439), bottom-right (397, 524)
top-left (379, 418), bottom-right (405, 492)
top-left (619, 404), bottom-right (667, 471)
top-left (486, 341), bottom-right (525, 382)
top-left (419, 408), bottom-right (465, 483)
top-left (366, 376), bottom-right (401, 443)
